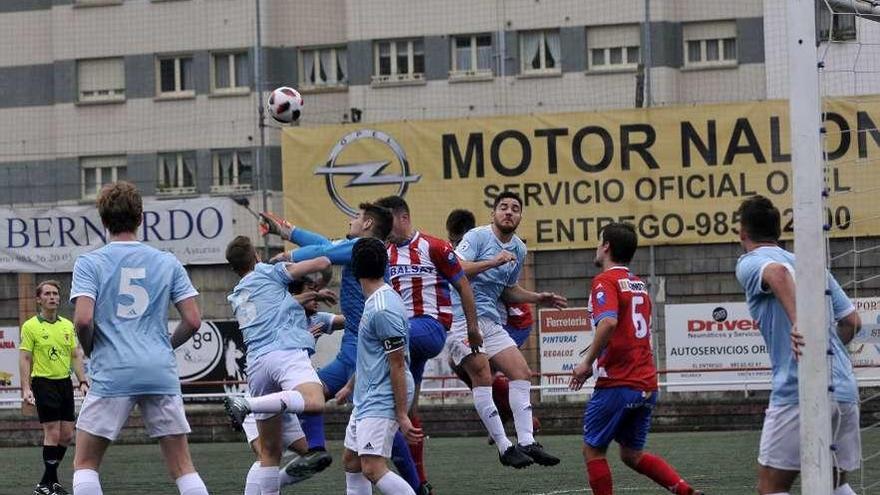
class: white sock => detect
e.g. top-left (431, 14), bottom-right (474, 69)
top-left (72, 469), bottom-right (102, 495)
top-left (345, 472), bottom-right (372, 495)
top-left (509, 379), bottom-right (536, 446)
top-left (834, 484), bottom-right (857, 495)
top-left (257, 466), bottom-right (280, 495)
top-left (375, 471), bottom-right (415, 495)
top-left (278, 465), bottom-right (295, 487)
top-left (247, 390), bottom-right (305, 414)
top-left (473, 386), bottom-right (512, 453)
top-left (244, 462), bottom-right (261, 495)
top-left (175, 472), bottom-right (208, 495)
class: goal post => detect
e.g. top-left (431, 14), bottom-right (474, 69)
top-left (787, 0), bottom-right (834, 493)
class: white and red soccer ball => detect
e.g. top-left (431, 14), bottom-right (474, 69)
top-left (266, 86), bottom-right (304, 124)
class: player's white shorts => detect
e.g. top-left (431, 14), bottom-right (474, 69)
top-left (446, 316), bottom-right (517, 367)
top-left (758, 401), bottom-right (861, 472)
top-left (76, 393), bottom-right (190, 441)
top-left (242, 412), bottom-right (305, 447)
top-left (247, 349), bottom-right (321, 420)
top-left (343, 414), bottom-right (399, 458)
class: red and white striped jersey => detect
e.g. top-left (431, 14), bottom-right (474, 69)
top-left (387, 231), bottom-right (464, 328)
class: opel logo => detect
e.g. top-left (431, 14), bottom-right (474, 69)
top-left (314, 129), bottom-right (421, 217)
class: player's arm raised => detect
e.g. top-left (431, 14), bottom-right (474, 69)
top-left (502, 284), bottom-right (567, 309)
top-left (170, 296), bottom-right (202, 349)
top-left (284, 256), bottom-right (332, 279)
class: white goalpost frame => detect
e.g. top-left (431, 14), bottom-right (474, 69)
top-left (787, 0), bottom-right (834, 492)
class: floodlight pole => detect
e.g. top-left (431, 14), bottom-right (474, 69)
top-left (254, 0), bottom-right (269, 259)
top-left (787, 1), bottom-right (833, 493)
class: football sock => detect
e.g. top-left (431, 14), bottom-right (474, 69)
top-left (72, 469), bottom-right (102, 495)
top-left (834, 484), bottom-right (857, 495)
top-left (175, 472), bottom-right (208, 495)
top-left (586, 458), bottom-right (613, 495)
top-left (244, 462), bottom-right (261, 495)
top-left (345, 472), bottom-right (372, 495)
top-left (256, 466), bottom-right (280, 495)
top-left (509, 380), bottom-right (536, 446)
top-left (492, 375), bottom-right (513, 422)
top-left (634, 453), bottom-right (692, 495)
top-left (409, 415), bottom-right (428, 484)
top-left (376, 471), bottom-right (416, 495)
top-left (299, 412), bottom-right (327, 451)
top-left (473, 386), bottom-right (512, 453)
top-left (41, 445), bottom-right (63, 485)
top-left (246, 390), bottom-right (305, 415)
top-left (391, 430), bottom-right (422, 491)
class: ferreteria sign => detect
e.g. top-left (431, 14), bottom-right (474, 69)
top-left (0, 197), bottom-right (234, 272)
top-left (281, 97), bottom-right (880, 250)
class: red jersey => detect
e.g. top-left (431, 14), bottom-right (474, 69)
top-left (505, 302), bottom-right (533, 330)
top-left (588, 266), bottom-right (657, 391)
top-left (387, 231), bottom-right (464, 328)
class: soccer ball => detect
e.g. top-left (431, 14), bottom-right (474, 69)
top-left (266, 87), bottom-right (303, 124)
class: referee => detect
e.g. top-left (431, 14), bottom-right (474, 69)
top-left (19, 280), bottom-right (89, 495)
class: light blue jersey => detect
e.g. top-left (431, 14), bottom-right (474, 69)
top-left (453, 225), bottom-right (526, 323)
top-left (70, 241), bottom-right (198, 397)
top-left (354, 285), bottom-right (414, 420)
top-left (736, 245), bottom-right (857, 405)
top-left (228, 262), bottom-right (314, 366)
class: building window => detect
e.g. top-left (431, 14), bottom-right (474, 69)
top-left (81, 156), bottom-right (126, 199)
top-left (373, 39), bottom-right (425, 84)
top-left (450, 34), bottom-right (493, 79)
top-left (300, 47), bottom-right (347, 88)
top-left (157, 152), bottom-right (196, 195)
top-left (212, 150), bottom-right (253, 193)
top-left (683, 22), bottom-right (737, 68)
top-left (520, 30), bottom-right (561, 75)
top-left (74, 0), bottom-right (122, 6)
top-left (156, 55), bottom-right (195, 97)
top-left (212, 52), bottom-right (251, 93)
top-left (77, 58), bottom-right (125, 103)
top-left (817, 1), bottom-right (857, 42)
top-left (587, 25), bottom-right (641, 71)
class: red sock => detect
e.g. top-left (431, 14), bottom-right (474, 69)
top-left (409, 415), bottom-right (427, 484)
top-left (492, 374), bottom-right (513, 423)
top-left (586, 458), bottom-right (613, 495)
top-left (634, 453), bottom-right (693, 495)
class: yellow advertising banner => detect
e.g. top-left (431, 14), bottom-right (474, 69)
top-left (282, 97), bottom-right (880, 250)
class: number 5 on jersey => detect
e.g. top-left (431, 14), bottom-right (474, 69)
top-left (117, 267), bottom-right (150, 318)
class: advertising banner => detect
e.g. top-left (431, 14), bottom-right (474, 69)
top-left (538, 307), bottom-right (593, 398)
top-left (282, 97), bottom-right (880, 250)
top-left (0, 197), bottom-right (235, 272)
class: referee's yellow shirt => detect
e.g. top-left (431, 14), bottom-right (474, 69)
top-left (19, 315), bottom-right (77, 379)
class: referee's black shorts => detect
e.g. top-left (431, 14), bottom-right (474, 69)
top-left (31, 377), bottom-right (75, 423)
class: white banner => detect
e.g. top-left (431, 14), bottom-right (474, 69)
top-left (0, 327), bottom-right (21, 407)
top-left (664, 302), bottom-right (772, 392)
top-left (538, 307), bottom-right (593, 398)
top-left (0, 197), bottom-right (235, 272)
top-left (851, 297), bottom-right (880, 383)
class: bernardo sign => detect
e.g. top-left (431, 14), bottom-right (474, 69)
top-left (0, 197), bottom-right (234, 272)
top-left (282, 97), bottom-right (880, 250)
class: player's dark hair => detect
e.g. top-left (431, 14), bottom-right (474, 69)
top-left (446, 209), bottom-right (476, 238)
top-left (493, 191), bottom-right (523, 210)
top-left (600, 223), bottom-right (638, 264)
top-left (738, 195), bottom-right (781, 243)
top-left (359, 202), bottom-right (393, 240)
top-left (352, 237), bottom-right (388, 280)
top-left (226, 236), bottom-right (257, 276)
top-left (35, 280), bottom-right (61, 298)
top-left (97, 181), bottom-right (143, 234)
top-left (375, 195), bottom-right (410, 215)
top-left (288, 278), bottom-right (305, 295)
